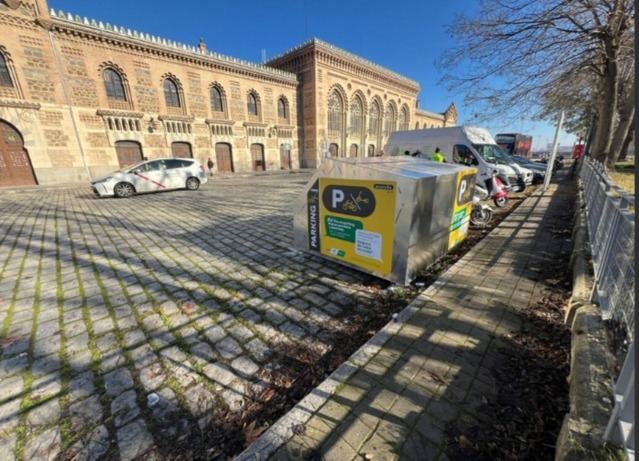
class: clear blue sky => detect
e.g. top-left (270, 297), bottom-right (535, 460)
top-left (50, 0), bottom-right (576, 151)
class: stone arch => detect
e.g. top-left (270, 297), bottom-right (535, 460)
top-left (368, 95), bottom-right (383, 153)
top-left (350, 90), bottom-right (367, 115)
top-left (349, 92), bottom-right (366, 139)
top-left (277, 94), bottom-right (290, 122)
top-left (384, 100), bottom-right (398, 136)
top-left (246, 89), bottom-right (262, 121)
top-left (160, 72), bottom-right (185, 112)
top-left (327, 87), bottom-right (345, 145)
top-left (98, 62), bottom-right (132, 107)
top-left (327, 83), bottom-right (348, 112)
top-left (399, 104), bottom-right (410, 130)
top-left (0, 118), bottom-right (37, 186)
top-left (209, 82), bottom-right (227, 117)
top-left (0, 45), bottom-right (23, 98)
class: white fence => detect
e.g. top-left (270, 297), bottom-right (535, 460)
top-left (580, 158), bottom-right (635, 460)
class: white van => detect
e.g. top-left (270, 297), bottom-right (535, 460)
top-left (384, 126), bottom-right (531, 191)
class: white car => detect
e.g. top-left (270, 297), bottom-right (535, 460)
top-left (91, 158), bottom-right (208, 198)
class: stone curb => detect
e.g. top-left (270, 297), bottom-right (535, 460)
top-left (555, 184), bottom-right (615, 461)
top-left (235, 186), bottom-right (535, 461)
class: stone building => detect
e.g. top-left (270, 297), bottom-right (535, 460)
top-left (0, 0), bottom-right (456, 187)
top-left (266, 39), bottom-right (456, 167)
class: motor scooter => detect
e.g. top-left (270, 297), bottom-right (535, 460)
top-left (470, 194), bottom-right (494, 227)
top-left (479, 172), bottom-right (509, 208)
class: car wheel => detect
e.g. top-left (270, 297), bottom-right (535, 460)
top-left (186, 177), bottom-right (200, 191)
top-left (114, 182), bottom-right (135, 198)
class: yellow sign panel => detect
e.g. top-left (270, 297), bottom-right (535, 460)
top-left (448, 168), bottom-right (478, 249)
top-left (313, 178), bottom-right (397, 275)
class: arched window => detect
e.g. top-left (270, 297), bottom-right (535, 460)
top-left (369, 101), bottom-right (380, 135)
top-left (210, 85), bottom-right (224, 113)
top-left (327, 90), bottom-right (343, 137)
top-left (384, 104), bottom-right (396, 136)
top-left (163, 78), bottom-right (180, 107)
top-left (277, 97), bottom-right (288, 120)
top-left (350, 96), bottom-right (363, 136)
top-left (247, 92), bottom-right (259, 117)
top-left (399, 106), bottom-right (409, 130)
top-left (103, 68), bottom-right (126, 101)
top-left (415, 122), bottom-right (419, 130)
top-left (0, 54), bottom-right (13, 87)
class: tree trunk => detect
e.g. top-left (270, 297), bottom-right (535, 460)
top-left (591, 39), bottom-right (620, 164)
top-left (608, 79), bottom-right (635, 166)
top-left (584, 113), bottom-right (597, 157)
top-left (618, 118), bottom-right (634, 161)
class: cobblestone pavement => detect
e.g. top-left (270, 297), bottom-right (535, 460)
top-left (266, 179), bottom-right (573, 460)
top-left (0, 173), bottom-right (386, 460)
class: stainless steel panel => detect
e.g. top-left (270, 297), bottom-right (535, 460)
top-left (293, 157), bottom-right (474, 284)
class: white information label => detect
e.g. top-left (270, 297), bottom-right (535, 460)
top-left (355, 229), bottom-right (382, 260)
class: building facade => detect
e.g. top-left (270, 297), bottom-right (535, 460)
top-left (0, 0), bottom-right (456, 187)
top-left (266, 40), bottom-right (456, 168)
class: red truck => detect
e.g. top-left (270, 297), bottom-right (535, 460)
top-left (496, 133), bottom-right (533, 159)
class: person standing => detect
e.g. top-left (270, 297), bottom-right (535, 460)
top-left (431, 147), bottom-right (445, 163)
top-left (207, 158), bottom-right (214, 176)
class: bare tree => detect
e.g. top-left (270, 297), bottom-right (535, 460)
top-left (439, 0), bottom-right (634, 164)
top-left (609, 80), bottom-right (635, 163)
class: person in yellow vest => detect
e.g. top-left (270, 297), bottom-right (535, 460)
top-left (431, 147), bottom-right (445, 162)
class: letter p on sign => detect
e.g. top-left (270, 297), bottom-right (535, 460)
top-left (458, 179), bottom-right (467, 203)
top-left (332, 189), bottom-right (345, 208)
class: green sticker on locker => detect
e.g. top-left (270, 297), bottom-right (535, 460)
top-left (324, 216), bottom-right (363, 242)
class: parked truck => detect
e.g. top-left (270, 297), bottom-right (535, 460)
top-left (495, 133), bottom-right (533, 159)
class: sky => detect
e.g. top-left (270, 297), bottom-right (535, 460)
top-left (49, 0), bottom-right (576, 151)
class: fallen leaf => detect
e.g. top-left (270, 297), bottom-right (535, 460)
top-left (243, 420), bottom-right (266, 445)
top-left (428, 371), bottom-right (447, 385)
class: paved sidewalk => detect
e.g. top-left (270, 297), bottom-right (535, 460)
top-left (256, 179), bottom-right (573, 460)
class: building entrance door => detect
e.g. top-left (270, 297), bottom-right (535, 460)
top-left (251, 143), bottom-right (265, 171)
top-left (215, 143), bottom-right (234, 173)
top-left (0, 120), bottom-right (37, 187)
top-left (171, 142), bottom-right (193, 158)
top-left (115, 141), bottom-right (143, 168)
top-left (280, 144), bottom-right (291, 169)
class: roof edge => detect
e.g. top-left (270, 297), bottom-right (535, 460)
top-left (48, 9), bottom-right (298, 83)
top-left (266, 38), bottom-right (420, 90)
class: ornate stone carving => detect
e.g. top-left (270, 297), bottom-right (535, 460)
top-left (96, 109), bottom-right (143, 118)
top-left (0, 98), bottom-right (40, 109)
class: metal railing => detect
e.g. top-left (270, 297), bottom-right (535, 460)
top-left (580, 157), bottom-right (635, 460)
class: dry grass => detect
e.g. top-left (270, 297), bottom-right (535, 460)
top-left (608, 169), bottom-right (635, 194)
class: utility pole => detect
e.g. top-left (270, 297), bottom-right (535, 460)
top-left (544, 111), bottom-right (564, 191)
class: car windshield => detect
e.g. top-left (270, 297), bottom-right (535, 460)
top-left (124, 161), bottom-right (148, 173)
top-left (472, 144), bottom-right (512, 165)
